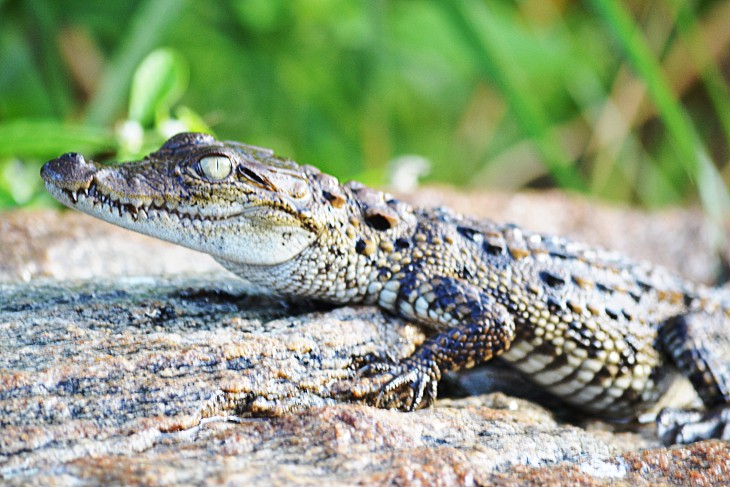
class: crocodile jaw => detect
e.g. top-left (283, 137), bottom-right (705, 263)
top-left (41, 152), bottom-right (318, 266)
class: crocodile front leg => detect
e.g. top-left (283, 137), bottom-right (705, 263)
top-left (356, 275), bottom-right (516, 411)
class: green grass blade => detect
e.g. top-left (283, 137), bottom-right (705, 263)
top-left (434, 1), bottom-right (586, 192)
top-left (0, 119), bottom-right (115, 158)
top-left (588, 0), bottom-right (730, 229)
top-left (25, 0), bottom-right (73, 117)
top-left (668, 0), bottom-right (730, 145)
top-left (84, 0), bottom-right (188, 126)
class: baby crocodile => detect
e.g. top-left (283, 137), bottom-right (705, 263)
top-left (41, 132), bottom-right (730, 444)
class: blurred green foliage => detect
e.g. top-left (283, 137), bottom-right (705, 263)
top-left (0, 0), bottom-right (728, 218)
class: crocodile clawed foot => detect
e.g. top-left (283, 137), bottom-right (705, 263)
top-left (657, 405), bottom-right (730, 444)
top-left (374, 361), bottom-right (440, 411)
top-left (350, 353), bottom-right (441, 411)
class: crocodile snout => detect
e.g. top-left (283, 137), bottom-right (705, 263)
top-left (41, 152), bottom-right (98, 189)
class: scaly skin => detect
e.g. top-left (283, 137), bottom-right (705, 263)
top-left (41, 132), bottom-right (730, 444)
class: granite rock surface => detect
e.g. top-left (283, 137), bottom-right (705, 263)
top-left (2, 189), bottom-right (729, 485)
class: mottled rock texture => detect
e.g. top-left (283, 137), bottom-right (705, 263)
top-left (2, 189), bottom-right (729, 485)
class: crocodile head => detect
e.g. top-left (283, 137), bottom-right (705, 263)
top-left (41, 132), bottom-right (329, 265)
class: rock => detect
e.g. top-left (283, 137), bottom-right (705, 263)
top-left (1, 189), bottom-right (729, 485)
top-left (0, 210), bottom-right (220, 283)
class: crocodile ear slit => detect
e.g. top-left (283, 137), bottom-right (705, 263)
top-left (238, 166), bottom-right (275, 190)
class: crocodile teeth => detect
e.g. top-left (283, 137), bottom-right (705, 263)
top-left (61, 182), bottom-right (229, 225)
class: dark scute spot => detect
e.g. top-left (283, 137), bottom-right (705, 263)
top-left (596, 283), bottom-right (614, 294)
top-left (482, 242), bottom-right (504, 256)
top-left (355, 239), bottom-right (367, 254)
top-left (549, 249), bottom-right (572, 260)
top-left (365, 212), bottom-right (395, 231)
top-left (636, 280), bottom-right (652, 292)
top-left (323, 190), bottom-right (345, 208)
top-left (628, 291), bottom-right (642, 303)
top-left (457, 226), bottom-right (480, 241)
top-left (546, 296), bottom-right (563, 311)
top-left (605, 307), bottom-right (620, 320)
top-left (540, 271), bottom-right (566, 288)
top-left (395, 238), bottom-right (410, 249)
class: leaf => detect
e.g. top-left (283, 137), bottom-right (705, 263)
top-left (84, 0), bottom-right (189, 125)
top-left (128, 48), bottom-right (189, 127)
top-left (0, 119), bottom-right (115, 158)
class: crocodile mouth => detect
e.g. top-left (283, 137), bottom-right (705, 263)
top-left (58, 182), bottom-right (241, 224)
top-left (42, 151), bottom-right (241, 224)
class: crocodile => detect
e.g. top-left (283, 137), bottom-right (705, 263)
top-left (41, 132), bottom-right (730, 444)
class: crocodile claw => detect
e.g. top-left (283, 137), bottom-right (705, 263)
top-left (349, 351), bottom-right (398, 373)
top-left (353, 353), bottom-right (441, 411)
top-left (657, 406), bottom-right (730, 444)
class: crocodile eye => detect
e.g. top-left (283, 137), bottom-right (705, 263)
top-left (199, 155), bottom-right (233, 181)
